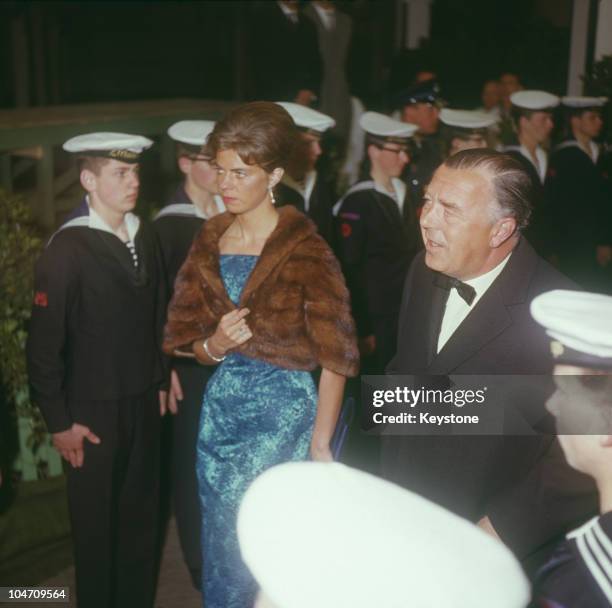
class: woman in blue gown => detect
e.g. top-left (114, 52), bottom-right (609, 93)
top-left (163, 101), bottom-right (359, 608)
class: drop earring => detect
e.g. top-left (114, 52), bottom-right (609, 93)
top-left (268, 187), bottom-right (276, 205)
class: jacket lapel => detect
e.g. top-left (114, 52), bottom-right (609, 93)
top-left (426, 280), bottom-right (450, 366)
top-left (427, 237), bottom-right (535, 374)
top-left (428, 284), bottom-right (512, 373)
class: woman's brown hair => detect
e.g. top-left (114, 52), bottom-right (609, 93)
top-left (206, 101), bottom-right (298, 173)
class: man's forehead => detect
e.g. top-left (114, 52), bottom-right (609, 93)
top-left (427, 165), bottom-right (492, 197)
top-left (301, 132), bottom-right (322, 143)
top-left (103, 159), bottom-right (139, 171)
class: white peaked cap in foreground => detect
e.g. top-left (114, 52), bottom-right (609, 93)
top-left (531, 290), bottom-right (612, 362)
top-left (510, 90), bottom-right (560, 110)
top-left (276, 102), bottom-right (336, 132)
top-left (167, 120), bottom-right (216, 146)
top-left (359, 111), bottom-right (418, 139)
top-left (63, 132), bottom-right (153, 155)
top-left (440, 108), bottom-right (497, 129)
top-left (561, 96), bottom-right (608, 108)
top-left (238, 462), bottom-right (530, 608)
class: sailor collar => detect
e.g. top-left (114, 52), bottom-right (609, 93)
top-left (48, 196), bottom-right (140, 246)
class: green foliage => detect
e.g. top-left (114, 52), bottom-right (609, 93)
top-left (0, 190), bottom-right (46, 450)
top-left (583, 55), bottom-right (612, 144)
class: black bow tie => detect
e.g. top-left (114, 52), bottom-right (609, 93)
top-left (434, 273), bottom-right (477, 305)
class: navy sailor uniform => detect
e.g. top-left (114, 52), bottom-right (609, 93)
top-left (334, 178), bottom-right (420, 371)
top-left (153, 185), bottom-right (224, 589)
top-left (536, 513), bottom-right (612, 607)
top-left (26, 197), bottom-right (167, 608)
top-left (503, 143), bottom-right (550, 256)
top-left (544, 140), bottom-right (612, 291)
top-left (276, 170), bottom-right (336, 247)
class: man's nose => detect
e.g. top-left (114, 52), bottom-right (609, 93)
top-left (218, 172), bottom-right (231, 190)
top-left (129, 171), bottom-right (140, 189)
top-left (419, 201), bottom-right (437, 228)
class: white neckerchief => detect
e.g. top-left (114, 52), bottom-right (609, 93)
top-left (277, 1), bottom-right (298, 23)
top-left (557, 139), bottom-right (600, 164)
top-left (282, 171), bottom-right (317, 212)
top-left (87, 195), bottom-right (140, 242)
top-left (374, 177), bottom-right (406, 215)
top-left (213, 194), bottom-right (226, 214)
top-left (437, 252), bottom-right (512, 353)
top-left (519, 144), bottom-right (548, 183)
top-left (313, 3), bottom-right (335, 29)
top-left (194, 194), bottom-right (226, 219)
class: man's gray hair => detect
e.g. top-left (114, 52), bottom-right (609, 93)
top-left (443, 149), bottom-right (534, 230)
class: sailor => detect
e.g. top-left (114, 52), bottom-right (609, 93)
top-left (237, 461), bottom-right (530, 608)
top-left (504, 89), bottom-right (560, 185)
top-left (334, 111), bottom-right (419, 372)
top-left (154, 119), bottom-right (225, 590)
top-left (274, 102), bottom-right (337, 246)
top-left (531, 289), bottom-right (612, 608)
top-left (504, 90), bottom-right (560, 255)
top-left (439, 108), bottom-right (498, 157)
top-left (544, 97), bottom-right (612, 291)
top-left (393, 78), bottom-right (445, 207)
top-left (155, 120), bottom-right (225, 288)
top-left (26, 132), bottom-right (167, 608)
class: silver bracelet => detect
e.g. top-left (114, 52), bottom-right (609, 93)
top-left (203, 338), bottom-right (226, 362)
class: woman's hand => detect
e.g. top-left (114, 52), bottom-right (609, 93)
top-left (309, 369), bottom-right (347, 462)
top-left (204, 308), bottom-right (252, 360)
top-left (310, 439), bottom-right (333, 462)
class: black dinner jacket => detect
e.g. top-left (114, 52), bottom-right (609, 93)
top-left (384, 237), bottom-right (598, 571)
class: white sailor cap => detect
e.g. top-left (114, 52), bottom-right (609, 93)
top-left (510, 90), bottom-right (560, 111)
top-left (531, 290), bottom-right (612, 369)
top-left (238, 462), bottom-right (530, 608)
top-left (561, 96), bottom-right (608, 109)
top-left (63, 132), bottom-right (153, 163)
top-left (276, 102), bottom-right (336, 134)
top-left (360, 111), bottom-right (418, 142)
top-left (167, 120), bottom-right (216, 146)
top-left (440, 108), bottom-right (497, 130)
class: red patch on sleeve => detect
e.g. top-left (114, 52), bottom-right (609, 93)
top-left (547, 167), bottom-right (556, 178)
top-left (34, 291), bottom-right (48, 307)
top-left (341, 223), bottom-right (352, 238)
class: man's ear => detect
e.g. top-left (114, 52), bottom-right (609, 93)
top-left (490, 216), bottom-right (517, 248)
top-left (177, 155), bottom-right (192, 176)
top-left (268, 167), bottom-right (284, 189)
top-left (80, 169), bottom-right (96, 193)
top-left (367, 144), bottom-right (379, 163)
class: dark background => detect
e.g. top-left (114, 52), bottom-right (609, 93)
top-left (0, 0), bottom-right (580, 112)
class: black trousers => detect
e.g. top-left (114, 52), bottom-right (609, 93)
top-left (66, 389), bottom-right (160, 608)
top-left (171, 360), bottom-right (213, 588)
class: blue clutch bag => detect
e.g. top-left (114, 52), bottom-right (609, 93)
top-left (330, 396), bottom-right (355, 461)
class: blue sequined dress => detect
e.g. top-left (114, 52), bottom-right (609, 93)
top-left (197, 255), bottom-right (317, 608)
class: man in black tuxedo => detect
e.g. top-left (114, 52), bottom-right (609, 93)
top-left (383, 148), bottom-right (597, 576)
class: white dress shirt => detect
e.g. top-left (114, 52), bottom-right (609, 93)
top-left (437, 253), bottom-right (512, 353)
